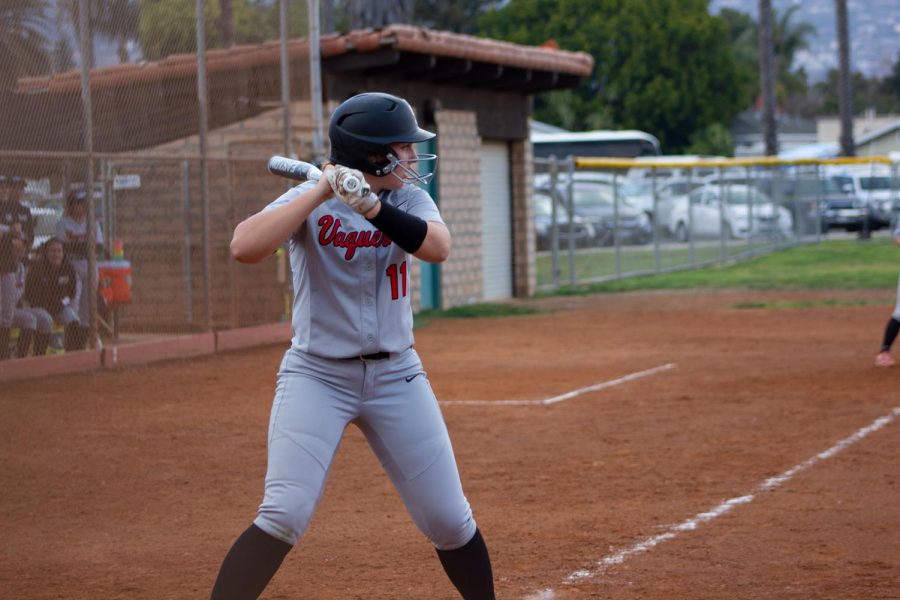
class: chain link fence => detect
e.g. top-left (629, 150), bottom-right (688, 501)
top-left (533, 155), bottom-right (900, 291)
top-left (1, 0), bottom-right (317, 359)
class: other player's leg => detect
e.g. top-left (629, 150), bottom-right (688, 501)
top-left (0, 271), bottom-right (15, 360)
top-left (876, 276), bottom-right (900, 367)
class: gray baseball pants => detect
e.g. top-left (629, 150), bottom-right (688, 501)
top-left (254, 347), bottom-right (476, 550)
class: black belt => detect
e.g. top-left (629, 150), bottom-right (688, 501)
top-left (342, 351), bottom-right (392, 361)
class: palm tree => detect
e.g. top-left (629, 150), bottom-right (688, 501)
top-left (96, 0), bottom-right (140, 63)
top-left (758, 0), bottom-right (777, 155)
top-left (835, 0), bottom-right (854, 157)
top-left (218, 0), bottom-right (234, 48)
top-left (772, 5), bottom-right (816, 80)
top-left (0, 0), bottom-right (52, 89)
top-left (63, 0), bottom-right (140, 66)
top-left (348, 0), bottom-right (413, 29)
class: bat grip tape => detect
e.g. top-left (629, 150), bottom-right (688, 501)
top-left (366, 201), bottom-right (428, 254)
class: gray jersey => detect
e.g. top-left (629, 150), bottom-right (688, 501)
top-left (265, 182), bottom-right (443, 359)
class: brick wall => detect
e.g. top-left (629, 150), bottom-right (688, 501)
top-left (510, 137), bottom-right (536, 297)
top-left (435, 110), bottom-right (484, 308)
top-left (109, 157), bottom-right (287, 332)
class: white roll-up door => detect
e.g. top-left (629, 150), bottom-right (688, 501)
top-left (480, 141), bottom-right (513, 300)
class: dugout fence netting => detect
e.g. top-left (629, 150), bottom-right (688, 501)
top-left (1, 0), bottom-right (318, 358)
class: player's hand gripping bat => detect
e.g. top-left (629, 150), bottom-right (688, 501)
top-left (267, 156), bottom-right (376, 213)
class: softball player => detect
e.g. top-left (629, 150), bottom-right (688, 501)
top-left (56, 188), bottom-right (104, 342)
top-left (0, 175), bottom-right (34, 360)
top-left (9, 236), bottom-right (53, 357)
top-left (875, 219), bottom-right (900, 367)
top-left (210, 92), bottom-right (495, 600)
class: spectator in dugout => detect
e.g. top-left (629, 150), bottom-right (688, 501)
top-left (24, 237), bottom-right (87, 352)
top-left (56, 188), bottom-right (105, 329)
top-left (0, 175), bottom-right (35, 359)
top-left (9, 236), bottom-right (53, 358)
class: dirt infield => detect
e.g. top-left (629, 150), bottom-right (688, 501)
top-left (2, 289), bottom-right (899, 599)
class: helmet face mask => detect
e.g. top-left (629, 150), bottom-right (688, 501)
top-left (382, 152), bottom-right (437, 185)
top-left (329, 92), bottom-right (437, 185)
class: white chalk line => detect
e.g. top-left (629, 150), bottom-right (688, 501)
top-left (439, 363), bottom-right (677, 407)
top-left (524, 406), bottom-right (900, 600)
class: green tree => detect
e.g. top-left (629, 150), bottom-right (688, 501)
top-left (0, 0), bottom-right (52, 90)
top-left (63, 0), bottom-right (140, 64)
top-left (772, 5), bottom-right (815, 99)
top-left (138, 0), bottom-right (279, 60)
top-left (411, 0), bottom-right (500, 34)
top-left (717, 8), bottom-right (758, 110)
top-left (103, 0), bottom-right (141, 63)
top-left (685, 122), bottom-right (734, 156)
top-left (815, 68), bottom-right (900, 115)
top-left (884, 52), bottom-right (900, 100)
top-left (718, 5), bottom-right (815, 114)
top-left (478, 0), bottom-right (744, 153)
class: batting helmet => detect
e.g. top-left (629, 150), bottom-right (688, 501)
top-left (328, 92), bottom-right (436, 184)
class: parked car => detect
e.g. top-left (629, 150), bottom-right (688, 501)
top-left (563, 181), bottom-right (652, 246)
top-left (828, 165), bottom-right (899, 218)
top-left (666, 183), bottom-right (792, 242)
top-left (534, 179), bottom-right (652, 246)
top-left (652, 178), bottom-right (706, 236)
top-left (756, 176), bottom-right (877, 236)
top-left (532, 190), bottom-right (596, 251)
top-left (818, 195), bottom-right (889, 234)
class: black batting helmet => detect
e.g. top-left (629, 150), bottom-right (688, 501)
top-left (328, 92), bottom-right (436, 182)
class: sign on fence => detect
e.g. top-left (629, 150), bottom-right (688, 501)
top-left (113, 174), bottom-right (141, 190)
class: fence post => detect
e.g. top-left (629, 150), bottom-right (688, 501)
top-left (566, 156), bottom-right (576, 286)
top-left (182, 160), bottom-right (193, 325)
top-left (613, 171), bottom-right (621, 279)
top-left (196, 0), bottom-right (212, 330)
top-left (548, 155), bottom-right (560, 287)
top-left (652, 166), bottom-right (660, 273)
top-left (687, 167), bottom-right (695, 268)
top-left (718, 166), bottom-right (726, 262)
top-left (747, 165), bottom-right (754, 256)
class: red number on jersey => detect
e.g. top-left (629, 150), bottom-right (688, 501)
top-left (386, 261), bottom-right (408, 300)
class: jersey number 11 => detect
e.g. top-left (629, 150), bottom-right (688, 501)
top-left (386, 262), bottom-right (408, 300)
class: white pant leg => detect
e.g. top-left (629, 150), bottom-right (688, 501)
top-left (29, 308), bottom-right (54, 334)
top-left (55, 306), bottom-right (80, 327)
top-left (28, 308), bottom-right (55, 334)
top-left (11, 308), bottom-right (37, 330)
top-left (0, 271), bottom-right (16, 327)
top-left (70, 258), bottom-right (92, 324)
top-left (357, 349), bottom-right (476, 551)
top-left (253, 350), bottom-right (363, 545)
top-left (893, 274), bottom-right (900, 320)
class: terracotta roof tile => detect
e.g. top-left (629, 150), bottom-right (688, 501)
top-left (16, 26), bottom-right (592, 94)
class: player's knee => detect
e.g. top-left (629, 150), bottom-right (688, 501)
top-left (427, 511), bottom-right (477, 551)
top-left (255, 491), bottom-right (317, 546)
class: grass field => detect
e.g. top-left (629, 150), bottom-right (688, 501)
top-left (536, 236), bottom-right (899, 296)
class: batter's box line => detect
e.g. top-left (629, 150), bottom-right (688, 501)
top-left (523, 405), bottom-right (900, 600)
top-left (439, 363), bottom-right (677, 407)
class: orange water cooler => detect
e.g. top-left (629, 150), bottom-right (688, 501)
top-left (98, 260), bottom-right (132, 307)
